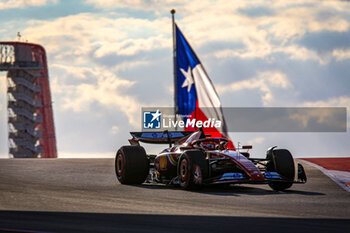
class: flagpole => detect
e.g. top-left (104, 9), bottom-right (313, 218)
top-left (171, 9), bottom-right (177, 130)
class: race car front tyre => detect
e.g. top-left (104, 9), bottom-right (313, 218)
top-left (267, 149), bottom-right (294, 191)
top-left (115, 146), bottom-right (149, 185)
top-left (178, 150), bottom-right (208, 190)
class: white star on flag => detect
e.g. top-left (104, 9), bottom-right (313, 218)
top-left (180, 66), bottom-right (194, 92)
top-left (151, 110), bottom-right (161, 122)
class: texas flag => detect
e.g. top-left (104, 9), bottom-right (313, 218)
top-left (175, 24), bottom-right (234, 148)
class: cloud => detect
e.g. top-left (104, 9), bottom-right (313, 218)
top-left (22, 13), bottom-right (170, 67)
top-left (300, 96), bottom-right (350, 128)
top-left (288, 108), bottom-right (346, 131)
top-left (333, 48), bottom-right (350, 61)
top-left (0, 0), bottom-right (57, 10)
top-left (215, 45), bottom-right (329, 64)
top-left (217, 70), bottom-right (291, 106)
top-left (247, 137), bottom-right (265, 145)
top-left (19, 1), bottom-right (350, 68)
top-left (302, 96), bottom-right (350, 109)
top-left (131, 0), bottom-right (349, 64)
top-left (17, 12), bottom-right (175, 129)
top-left (273, 45), bottom-right (325, 63)
top-left (213, 35), bottom-right (272, 60)
top-left (298, 31), bottom-right (350, 55)
top-left (110, 125), bottom-right (119, 134)
top-left (51, 64), bottom-right (141, 127)
top-left (85, 0), bottom-right (187, 12)
top-left (238, 5), bottom-right (275, 18)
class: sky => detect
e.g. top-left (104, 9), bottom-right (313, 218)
top-left (0, 0), bottom-right (350, 158)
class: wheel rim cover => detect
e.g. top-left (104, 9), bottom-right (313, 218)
top-left (180, 159), bottom-right (188, 182)
top-left (117, 153), bottom-right (123, 176)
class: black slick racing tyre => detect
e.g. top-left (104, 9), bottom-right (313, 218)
top-left (267, 149), bottom-right (294, 191)
top-left (177, 150), bottom-right (208, 190)
top-left (115, 146), bottom-right (149, 184)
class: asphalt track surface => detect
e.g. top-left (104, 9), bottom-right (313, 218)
top-left (0, 159), bottom-right (349, 233)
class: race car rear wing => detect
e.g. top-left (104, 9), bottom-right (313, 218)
top-left (129, 131), bottom-right (193, 146)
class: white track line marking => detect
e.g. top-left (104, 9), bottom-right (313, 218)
top-left (300, 159), bottom-right (350, 192)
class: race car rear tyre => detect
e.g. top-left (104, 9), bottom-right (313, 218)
top-left (267, 149), bottom-right (294, 191)
top-left (177, 150), bottom-right (208, 190)
top-left (115, 146), bottom-right (149, 184)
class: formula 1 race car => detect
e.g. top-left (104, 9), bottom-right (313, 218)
top-left (114, 130), bottom-right (307, 191)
